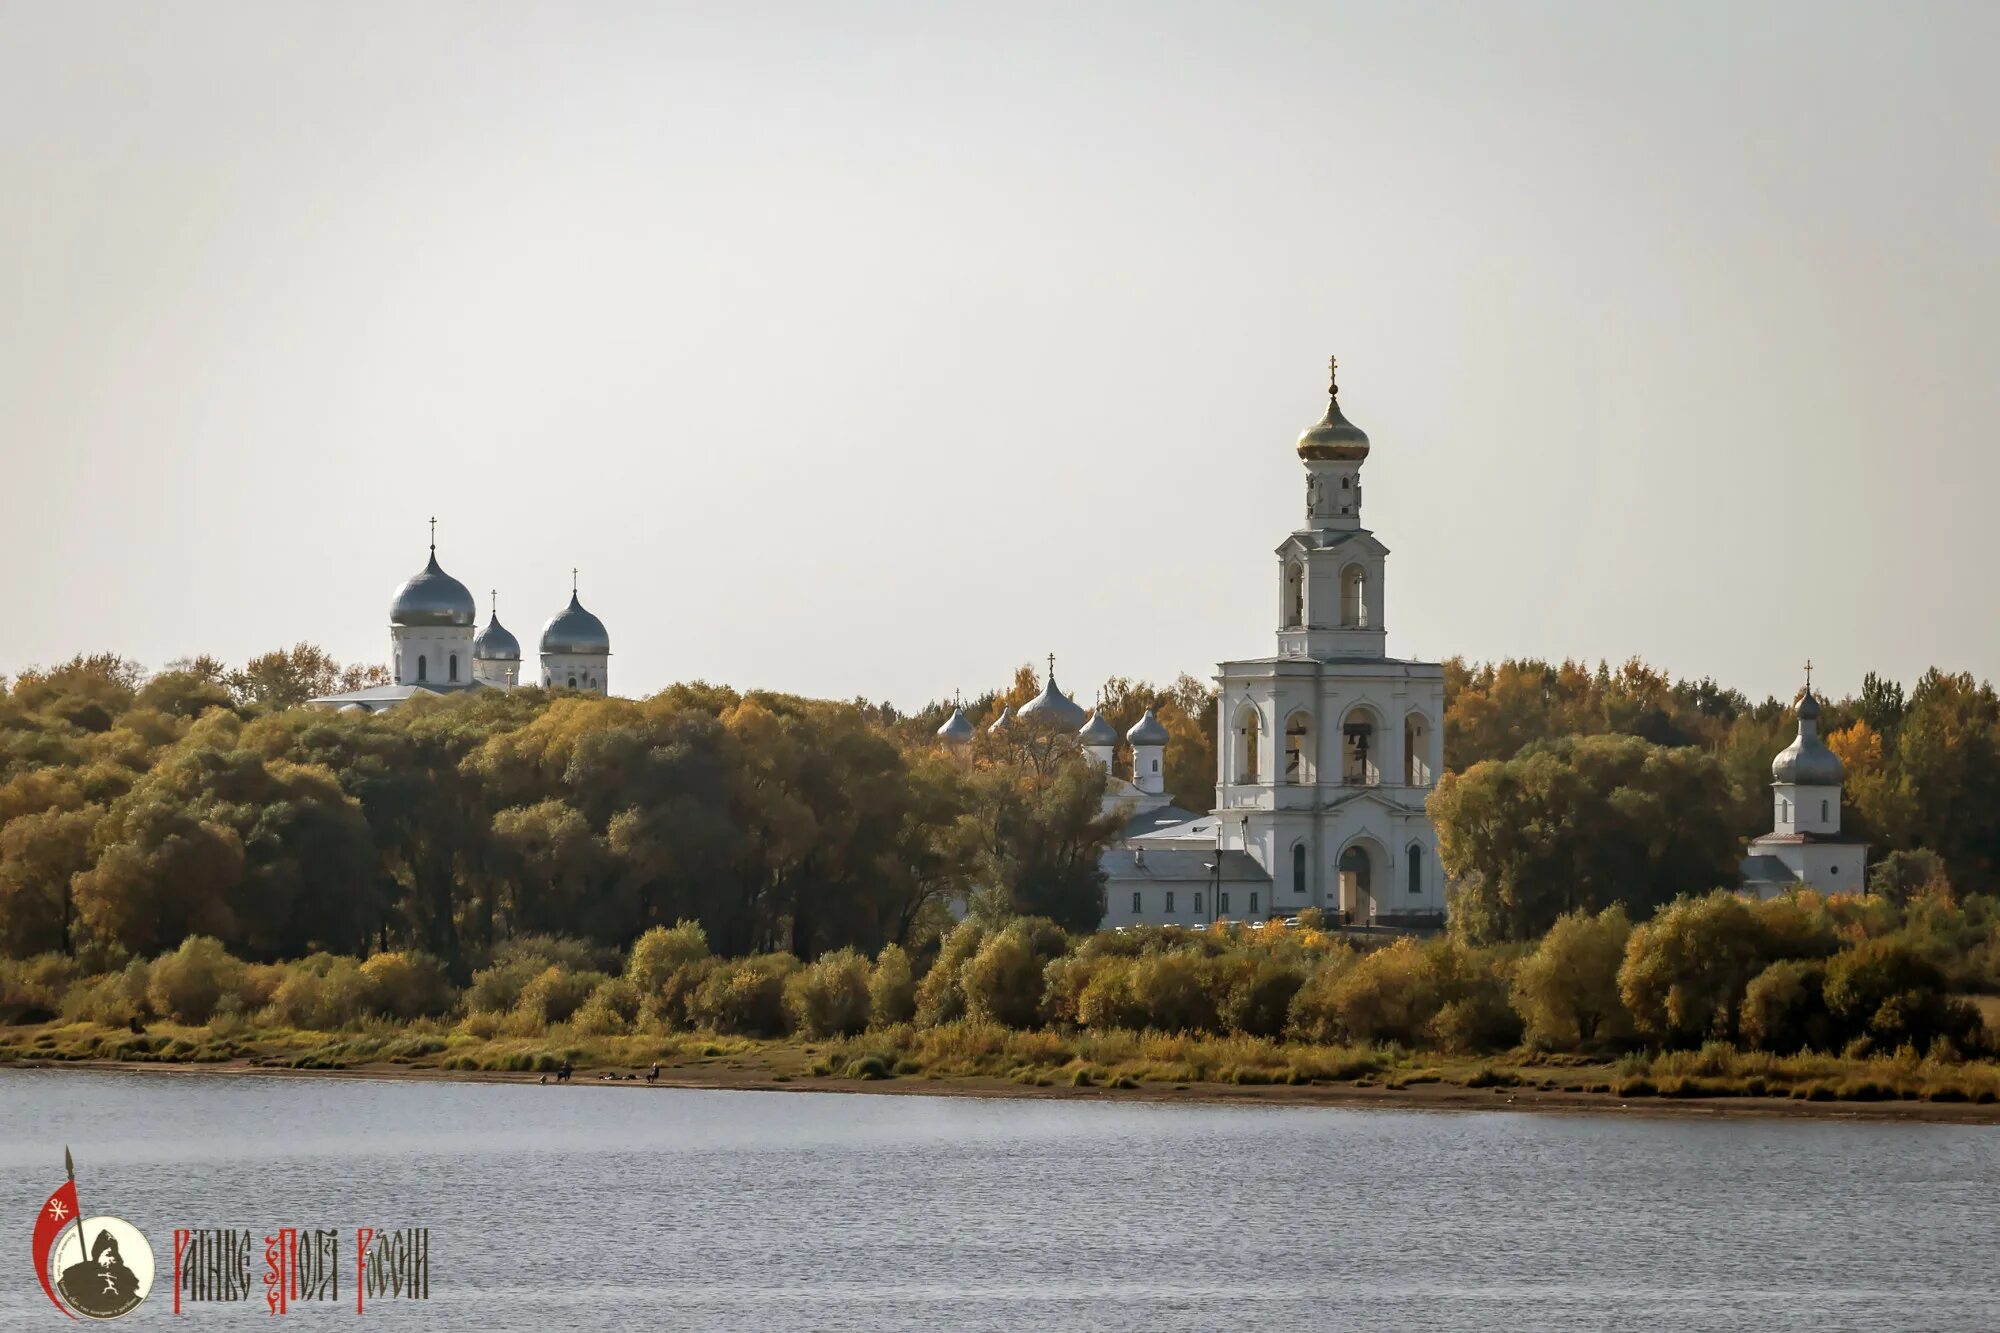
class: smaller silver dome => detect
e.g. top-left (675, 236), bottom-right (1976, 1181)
top-left (1126, 708), bottom-right (1169, 746)
top-left (541, 591), bottom-right (611, 656)
top-left (937, 707), bottom-right (974, 745)
top-left (987, 704), bottom-right (1013, 734)
top-left (391, 551), bottom-right (477, 628)
top-left (1773, 691), bottom-right (1842, 785)
top-left (474, 610), bottom-right (521, 662)
top-left (1016, 675), bottom-right (1089, 730)
top-left (1078, 711), bottom-right (1118, 746)
top-left (337, 703), bottom-right (369, 715)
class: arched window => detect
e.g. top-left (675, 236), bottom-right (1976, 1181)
top-left (449, 653), bottom-right (459, 682)
top-left (1340, 565), bottom-right (1367, 628)
top-left (1404, 713), bottom-right (1434, 787)
top-left (1821, 799), bottom-right (1829, 821)
top-left (1284, 711), bottom-right (1313, 784)
top-left (1342, 711), bottom-right (1379, 785)
top-left (1408, 845), bottom-right (1424, 896)
top-left (568, 675), bottom-right (578, 689)
top-left (1291, 842), bottom-right (1307, 898)
top-left (1283, 562), bottom-right (1304, 629)
top-left (417, 655), bottom-right (427, 683)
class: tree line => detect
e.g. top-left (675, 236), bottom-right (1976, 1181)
top-left (5, 647), bottom-right (2000, 973)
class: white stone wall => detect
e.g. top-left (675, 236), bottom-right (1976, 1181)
top-left (541, 653), bottom-right (608, 694)
top-left (1773, 784), bottom-right (1842, 835)
top-left (1213, 659), bottom-right (1447, 920)
top-left (392, 626), bottom-right (476, 688)
top-left (472, 657), bottom-right (519, 689)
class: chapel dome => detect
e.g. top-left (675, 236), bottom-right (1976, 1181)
top-left (390, 552), bottom-right (477, 628)
top-left (474, 611), bottom-right (521, 662)
top-left (1126, 708), bottom-right (1170, 746)
top-left (1078, 711), bottom-right (1118, 746)
top-left (936, 707), bottom-right (975, 745)
top-left (1772, 691), bottom-right (1842, 785)
top-left (1296, 356), bottom-right (1370, 462)
top-left (541, 592), bottom-right (611, 656)
top-left (1016, 675), bottom-right (1089, 730)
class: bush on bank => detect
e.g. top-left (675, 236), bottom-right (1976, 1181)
top-left (1, 894), bottom-right (1995, 1071)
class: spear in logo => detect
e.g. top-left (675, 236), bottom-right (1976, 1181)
top-left (65, 1147), bottom-right (88, 1265)
top-left (32, 1146), bottom-right (85, 1318)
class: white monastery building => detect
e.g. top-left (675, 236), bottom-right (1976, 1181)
top-left (946, 360), bottom-right (1448, 930)
top-left (1739, 678), bottom-right (1869, 897)
top-left (309, 525), bottom-right (613, 713)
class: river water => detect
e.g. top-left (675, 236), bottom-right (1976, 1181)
top-left (0, 1068), bottom-right (1992, 1330)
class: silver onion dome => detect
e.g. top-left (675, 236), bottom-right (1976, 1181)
top-left (987, 704), bottom-right (1013, 734)
top-left (390, 551), bottom-right (477, 628)
top-left (540, 591), bottom-right (611, 656)
top-left (1016, 674), bottom-right (1089, 730)
top-left (1296, 355), bottom-right (1369, 462)
top-left (1078, 711), bottom-right (1118, 746)
top-left (474, 609), bottom-right (521, 661)
top-left (1126, 707), bottom-right (1169, 746)
top-left (936, 707), bottom-right (975, 745)
top-left (1772, 690), bottom-right (1842, 785)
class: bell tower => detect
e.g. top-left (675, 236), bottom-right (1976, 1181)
top-left (1277, 357), bottom-right (1387, 661)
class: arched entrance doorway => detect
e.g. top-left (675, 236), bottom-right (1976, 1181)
top-left (1337, 843), bottom-right (1373, 925)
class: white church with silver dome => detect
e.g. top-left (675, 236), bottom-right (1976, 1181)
top-left (1739, 676), bottom-right (1869, 897)
top-left (941, 360), bottom-right (1449, 930)
top-left (309, 524), bottom-right (613, 712)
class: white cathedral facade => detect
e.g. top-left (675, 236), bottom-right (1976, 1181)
top-left (943, 361), bottom-right (1448, 930)
top-left (309, 531), bottom-right (614, 713)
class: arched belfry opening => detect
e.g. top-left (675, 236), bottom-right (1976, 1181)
top-left (1232, 704), bottom-right (1262, 785)
top-left (1284, 710), bottom-right (1314, 784)
top-left (1340, 564), bottom-right (1367, 628)
top-left (1341, 708), bottom-right (1380, 785)
top-left (1404, 712), bottom-right (1434, 787)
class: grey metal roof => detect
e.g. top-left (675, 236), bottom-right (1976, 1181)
top-left (390, 552), bottom-right (477, 628)
top-left (541, 592), bottom-right (611, 655)
top-left (1078, 710), bottom-right (1118, 745)
top-left (1773, 693), bottom-right (1841, 786)
top-left (936, 707), bottom-right (974, 743)
top-left (1749, 831), bottom-right (1870, 847)
top-left (1016, 675), bottom-right (1088, 730)
top-left (473, 611), bottom-right (521, 661)
top-left (1126, 708), bottom-right (1169, 746)
top-left (1101, 848), bottom-right (1269, 883)
top-left (1739, 854), bottom-right (1797, 884)
top-left (1118, 804), bottom-right (1202, 842)
top-left (986, 704), bottom-right (1013, 733)
top-left (307, 681), bottom-right (487, 710)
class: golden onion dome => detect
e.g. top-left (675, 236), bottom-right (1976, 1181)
top-left (1296, 355), bottom-right (1370, 462)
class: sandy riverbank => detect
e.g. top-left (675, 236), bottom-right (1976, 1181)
top-left (9, 1054), bottom-right (1998, 1125)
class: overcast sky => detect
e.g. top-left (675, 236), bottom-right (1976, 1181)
top-left (2, 1), bottom-right (1994, 708)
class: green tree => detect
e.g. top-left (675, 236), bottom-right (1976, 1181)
top-left (1509, 905), bottom-right (1632, 1048)
top-left (1435, 734), bottom-right (1741, 942)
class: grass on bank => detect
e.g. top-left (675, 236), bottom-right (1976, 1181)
top-left (4, 1018), bottom-right (1997, 1106)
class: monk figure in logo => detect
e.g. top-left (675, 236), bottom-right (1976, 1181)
top-left (59, 1228), bottom-right (141, 1318)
